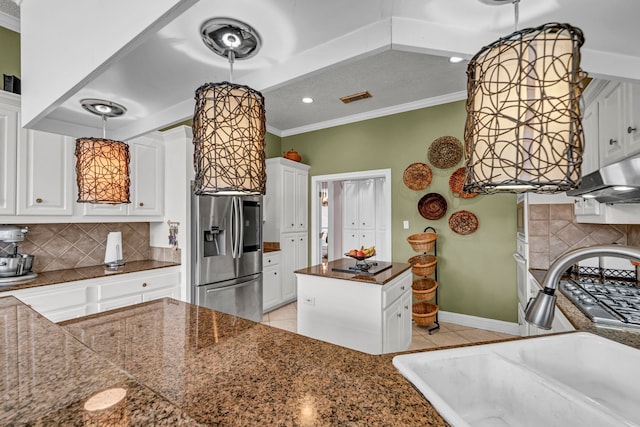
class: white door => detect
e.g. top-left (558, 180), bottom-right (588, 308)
top-left (130, 139), bottom-right (163, 216)
top-left (342, 180), bottom-right (359, 229)
top-left (282, 168), bottom-right (296, 233)
top-left (281, 234), bottom-right (297, 300)
top-left (625, 83), bottom-right (640, 156)
top-left (296, 170), bottom-right (308, 231)
top-left (358, 179), bottom-right (376, 230)
top-left (599, 82), bottom-right (625, 166)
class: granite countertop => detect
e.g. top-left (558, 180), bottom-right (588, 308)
top-left (0, 296), bottom-right (202, 426)
top-left (59, 298), bottom-right (447, 426)
top-left (295, 258), bottom-right (412, 285)
top-left (530, 269), bottom-right (640, 350)
top-left (0, 260), bottom-right (180, 293)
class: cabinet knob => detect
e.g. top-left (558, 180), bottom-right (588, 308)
top-left (300, 238), bottom-right (303, 241)
top-left (628, 126), bottom-right (637, 134)
top-left (291, 239), bottom-right (295, 242)
top-left (362, 222), bottom-right (365, 226)
top-left (267, 259), bottom-right (271, 263)
top-left (142, 282), bottom-right (148, 288)
top-left (274, 272), bottom-right (277, 275)
top-left (609, 138), bottom-right (618, 145)
top-left (291, 223), bottom-right (295, 227)
top-left (139, 202), bottom-right (144, 207)
top-left (35, 198), bottom-right (43, 204)
top-left (397, 313), bottom-right (402, 318)
top-left (404, 305), bottom-right (409, 310)
top-left (401, 286), bottom-right (405, 291)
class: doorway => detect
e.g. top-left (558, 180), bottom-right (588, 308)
top-left (310, 169), bottom-right (392, 265)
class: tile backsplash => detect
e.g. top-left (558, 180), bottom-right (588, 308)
top-left (0, 223), bottom-right (151, 272)
top-left (528, 204), bottom-right (640, 270)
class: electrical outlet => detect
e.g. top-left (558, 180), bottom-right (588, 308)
top-left (403, 220), bottom-right (409, 230)
top-left (303, 297), bottom-right (315, 306)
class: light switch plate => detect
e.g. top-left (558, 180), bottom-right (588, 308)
top-left (403, 220), bottom-right (409, 229)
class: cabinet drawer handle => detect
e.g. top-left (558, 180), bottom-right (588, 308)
top-left (267, 259), bottom-right (271, 263)
top-left (609, 138), bottom-right (618, 145)
top-left (139, 202), bottom-right (144, 207)
top-left (400, 286), bottom-right (405, 291)
top-left (142, 282), bottom-right (148, 288)
top-left (35, 198), bottom-right (43, 204)
top-left (628, 126), bottom-right (637, 134)
top-left (291, 239), bottom-right (295, 242)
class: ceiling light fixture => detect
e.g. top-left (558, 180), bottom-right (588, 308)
top-left (193, 18), bottom-right (266, 195)
top-left (449, 57), bottom-right (464, 64)
top-left (302, 97), bottom-right (314, 104)
top-left (464, 0), bottom-right (587, 194)
top-left (75, 99), bottom-right (131, 204)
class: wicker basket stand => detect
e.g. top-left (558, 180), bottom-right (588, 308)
top-left (407, 226), bottom-right (440, 333)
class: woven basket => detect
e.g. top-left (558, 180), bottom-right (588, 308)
top-left (412, 301), bottom-right (439, 326)
top-left (407, 232), bottom-right (438, 252)
top-left (408, 254), bottom-right (437, 276)
top-left (412, 278), bottom-right (438, 300)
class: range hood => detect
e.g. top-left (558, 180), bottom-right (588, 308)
top-left (567, 155), bottom-right (640, 204)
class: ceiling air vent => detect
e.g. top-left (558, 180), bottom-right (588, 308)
top-left (340, 91), bottom-right (372, 104)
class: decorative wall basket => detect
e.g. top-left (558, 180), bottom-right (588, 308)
top-left (449, 210), bottom-right (479, 235)
top-left (449, 167), bottom-right (478, 199)
top-left (428, 136), bottom-right (463, 169)
top-left (403, 162), bottom-right (432, 191)
top-left (418, 193), bottom-right (447, 220)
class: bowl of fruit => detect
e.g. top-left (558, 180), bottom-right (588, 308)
top-left (345, 246), bottom-right (376, 261)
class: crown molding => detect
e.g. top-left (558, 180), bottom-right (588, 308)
top-left (278, 90), bottom-right (467, 137)
top-left (0, 10), bottom-right (19, 32)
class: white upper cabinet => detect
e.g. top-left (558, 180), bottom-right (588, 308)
top-left (580, 101), bottom-right (599, 176)
top-left (626, 82), bottom-right (640, 155)
top-left (0, 96), bottom-right (18, 215)
top-left (263, 157), bottom-right (311, 241)
top-left (342, 179), bottom-right (376, 230)
top-left (17, 130), bottom-right (74, 216)
top-left (129, 135), bottom-right (164, 216)
top-left (598, 81), bottom-right (625, 166)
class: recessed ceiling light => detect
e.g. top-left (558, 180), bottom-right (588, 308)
top-left (582, 194), bottom-right (597, 199)
top-left (449, 57), bottom-right (464, 64)
top-left (302, 97), bottom-right (314, 104)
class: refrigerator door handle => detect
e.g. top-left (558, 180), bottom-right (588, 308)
top-left (230, 196), bottom-right (238, 259)
top-left (238, 197), bottom-right (244, 257)
top-left (204, 279), bottom-right (254, 293)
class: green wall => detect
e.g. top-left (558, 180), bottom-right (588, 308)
top-left (0, 26), bottom-right (20, 81)
top-left (283, 101), bottom-right (518, 322)
top-left (265, 132), bottom-right (282, 159)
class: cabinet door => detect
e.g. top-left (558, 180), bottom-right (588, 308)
top-left (383, 295), bottom-right (404, 353)
top-left (625, 82), bottom-right (640, 157)
top-left (342, 230), bottom-right (359, 254)
top-left (296, 232), bottom-right (308, 271)
top-left (358, 179), bottom-right (376, 229)
top-left (281, 234), bottom-right (297, 300)
top-left (17, 130), bottom-right (74, 215)
top-left (581, 101), bottom-right (599, 176)
top-left (359, 231), bottom-right (376, 250)
top-left (263, 264), bottom-right (281, 311)
top-left (295, 170), bottom-right (308, 231)
top-left (599, 82), bottom-right (625, 166)
top-left (342, 180), bottom-right (359, 229)
top-left (142, 286), bottom-right (180, 302)
top-left (282, 168), bottom-right (297, 233)
top-left (130, 139), bottom-right (164, 216)
top-left (400, 291), bottom-right (412, 350)
top-left (0, 104), bottom-right (17, 215)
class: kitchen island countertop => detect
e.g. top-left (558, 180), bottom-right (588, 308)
top-left (295, 258), bottom-right (412, 285)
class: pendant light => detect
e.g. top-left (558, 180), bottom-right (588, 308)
top-left (464, 0), bottom-right (587, 194)
top-left (75, 99), bottom-right (131, 204)
top-left (193, 18), bottom-right (266, 195)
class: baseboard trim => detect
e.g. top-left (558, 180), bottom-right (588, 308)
top-left (439, 311), bottom-right (520, 336)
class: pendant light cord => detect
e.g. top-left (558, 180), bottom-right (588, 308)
top-left (227, 50), bottom-right (235, 83)
top-left (513, 0), bottom-right (520, 31)
top-left (101, 115), bottom-right (107, 139)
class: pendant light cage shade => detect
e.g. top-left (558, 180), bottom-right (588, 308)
top-left (464, 22), bottom-right (587, 194)
top-left (75, 138), bottom-right (131, 204)
top-left (193, 81), bottom-right (266, 195)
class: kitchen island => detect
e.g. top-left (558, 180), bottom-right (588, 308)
top-left (295, 258), bottom-right (413, 354)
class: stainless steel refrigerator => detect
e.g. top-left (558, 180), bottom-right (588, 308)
top-left (191, 193), bottom-right (263, 322)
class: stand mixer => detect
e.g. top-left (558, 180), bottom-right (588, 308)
top-left (0, 225), bottom-right (37, 283)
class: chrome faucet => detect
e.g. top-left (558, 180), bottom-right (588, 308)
top-left (525, 244), bottom-right (640, 329)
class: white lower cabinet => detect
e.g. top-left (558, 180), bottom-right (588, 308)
top-left (281, 232), bottom-right (308, 302)
top-left (4, 267), bottom-right (181, 322)
top-left (297, 268), bottom-right (412, 355)
top-left (263, 251), bottom-right (282, 312)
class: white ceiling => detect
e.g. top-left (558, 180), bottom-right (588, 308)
top-left (6, 0), bottom-right (640, 139)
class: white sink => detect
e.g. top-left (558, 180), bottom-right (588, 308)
top-left (393, 332), bottom-right (640, 427)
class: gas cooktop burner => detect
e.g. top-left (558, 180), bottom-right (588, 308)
top-left (559, 278), bottom-right (640, 329)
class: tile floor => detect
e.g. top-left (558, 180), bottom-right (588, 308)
top-left (261, 302), bottom-right (517, 351)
